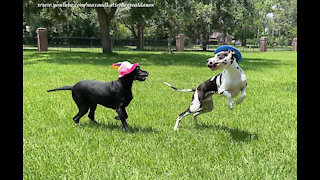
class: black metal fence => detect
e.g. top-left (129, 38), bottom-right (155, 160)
top-left (23, 36), bottom-right (173, 52)
top-left (23, 36), bottom-right (292, 52)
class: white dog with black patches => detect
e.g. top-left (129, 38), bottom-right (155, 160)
top-left (165, 48), bottom-right (247, 131)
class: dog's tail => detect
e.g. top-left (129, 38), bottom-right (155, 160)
top-left (47, 86), bottom-right (73, 92)
top-left (163, 82), bottom-right (196, 92)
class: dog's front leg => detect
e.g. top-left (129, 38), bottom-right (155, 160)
top-left (220, 91), bottom-right (233, 110)
top-left (116, 107), bottom-right (130, 132)
top-left (236, 85), bottom-right (246, 105)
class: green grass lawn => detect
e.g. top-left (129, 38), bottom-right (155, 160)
top-left (23, 49), bottom-right (297, 179)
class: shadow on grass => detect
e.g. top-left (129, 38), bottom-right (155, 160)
top-left (81, 121), bottom-right (159, 134)
top-left (23, 49), bottom-right (280, 71)
top-left (196, 123), bottom-right (258, 143)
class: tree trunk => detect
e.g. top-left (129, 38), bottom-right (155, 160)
top-left (278, 30), bottom-right (281, 46)
top-left (136, 25), bottom-right (144, 50)
top-left (242, 27), bottom-right (246, 46)
top-left (201, 32), bottom-right (208, 51)
top-left (202, 40), bottom-right (207, 51)
top-left (130, 25), bottom-right (139, 49)
top-left (220, 32), bottom-right (225, 45)
top-left (262, 12), bottom-right (267, 36)
top-left (95, 8), bottom-right (112, 53)
top-left (242, 39), bottom-right (247, 47)
top-left (94, 0), bottom-right (120, 53)
top-left (140, 27), bottom-right (144, 50)
top-left (168, 27), bottom-right (172, 54)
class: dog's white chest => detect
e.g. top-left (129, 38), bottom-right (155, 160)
top-left (219, 69), bottom-right (246, 98)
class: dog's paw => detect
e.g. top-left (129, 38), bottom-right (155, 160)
top-left (74, 122), bottom-right (82, 127)
top-left (91, 119), bottom-right (98, 123)
top-left (114, 116), bottom-right (121, 121)
top-left (174, 126), bottom-right (179, 131)
top-left (236, 95), bottom-right (245, 105)
top-left (194, 121), bottom-right (202, 126)
top-left (235, 98), bottom-right (243, 105)
top-left (195, 123), bottom-right (202, 127)
top-left (73, 119), bottom-right (80, 125)
top-left (227, 99), bottom-right (234, 110)
top-left (123, 128), bottom-right (132, 133)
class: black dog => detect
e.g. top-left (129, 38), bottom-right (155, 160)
top-left (47, 64), bottom-right (148, 132)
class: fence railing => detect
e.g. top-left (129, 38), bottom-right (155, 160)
top-left (23, 36), bottom-right (293, 52)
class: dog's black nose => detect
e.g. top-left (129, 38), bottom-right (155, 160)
top-left (143, 71), bottom-right (149, 77)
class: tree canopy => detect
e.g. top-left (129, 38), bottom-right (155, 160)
top-left (23, 0), bottom-right (297, 52)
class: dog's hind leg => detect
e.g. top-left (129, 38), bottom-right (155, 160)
top-left (72, 92), bottom-right (89, 124)
top-left (73, 104), bottom-right (89, 125)
top-left (174, 108), bottom-right (191, 131)
top-left (193, 113), bottom-right (202, 126)
top-left (193, 95), bottom-right (213, 127)
top-left (88, 103), bottom-right (98, 123)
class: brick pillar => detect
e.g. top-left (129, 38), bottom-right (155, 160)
top-left (175, 34), bottom-right (185, 52)
top-left (36, 28), bottom-right (48, 51)
top-left (260, 37), bottom-right (268, 52)
top-left (226, 36), bottom-right (232, 43)
top-left (292, 38), bottom-right (297, 51)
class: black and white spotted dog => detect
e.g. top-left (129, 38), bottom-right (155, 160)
top-left (165, 50), bottom-right (247, 130)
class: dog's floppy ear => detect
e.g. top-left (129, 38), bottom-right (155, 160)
top-left (227, 50), bottom-right (237, 61)
top-left (227, 50), bottom-right (236, 55)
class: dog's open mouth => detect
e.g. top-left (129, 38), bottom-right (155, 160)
top-left (137, 71), bottom-right (148, 81)
top-left (208, 65), bottom-right (217, 71)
